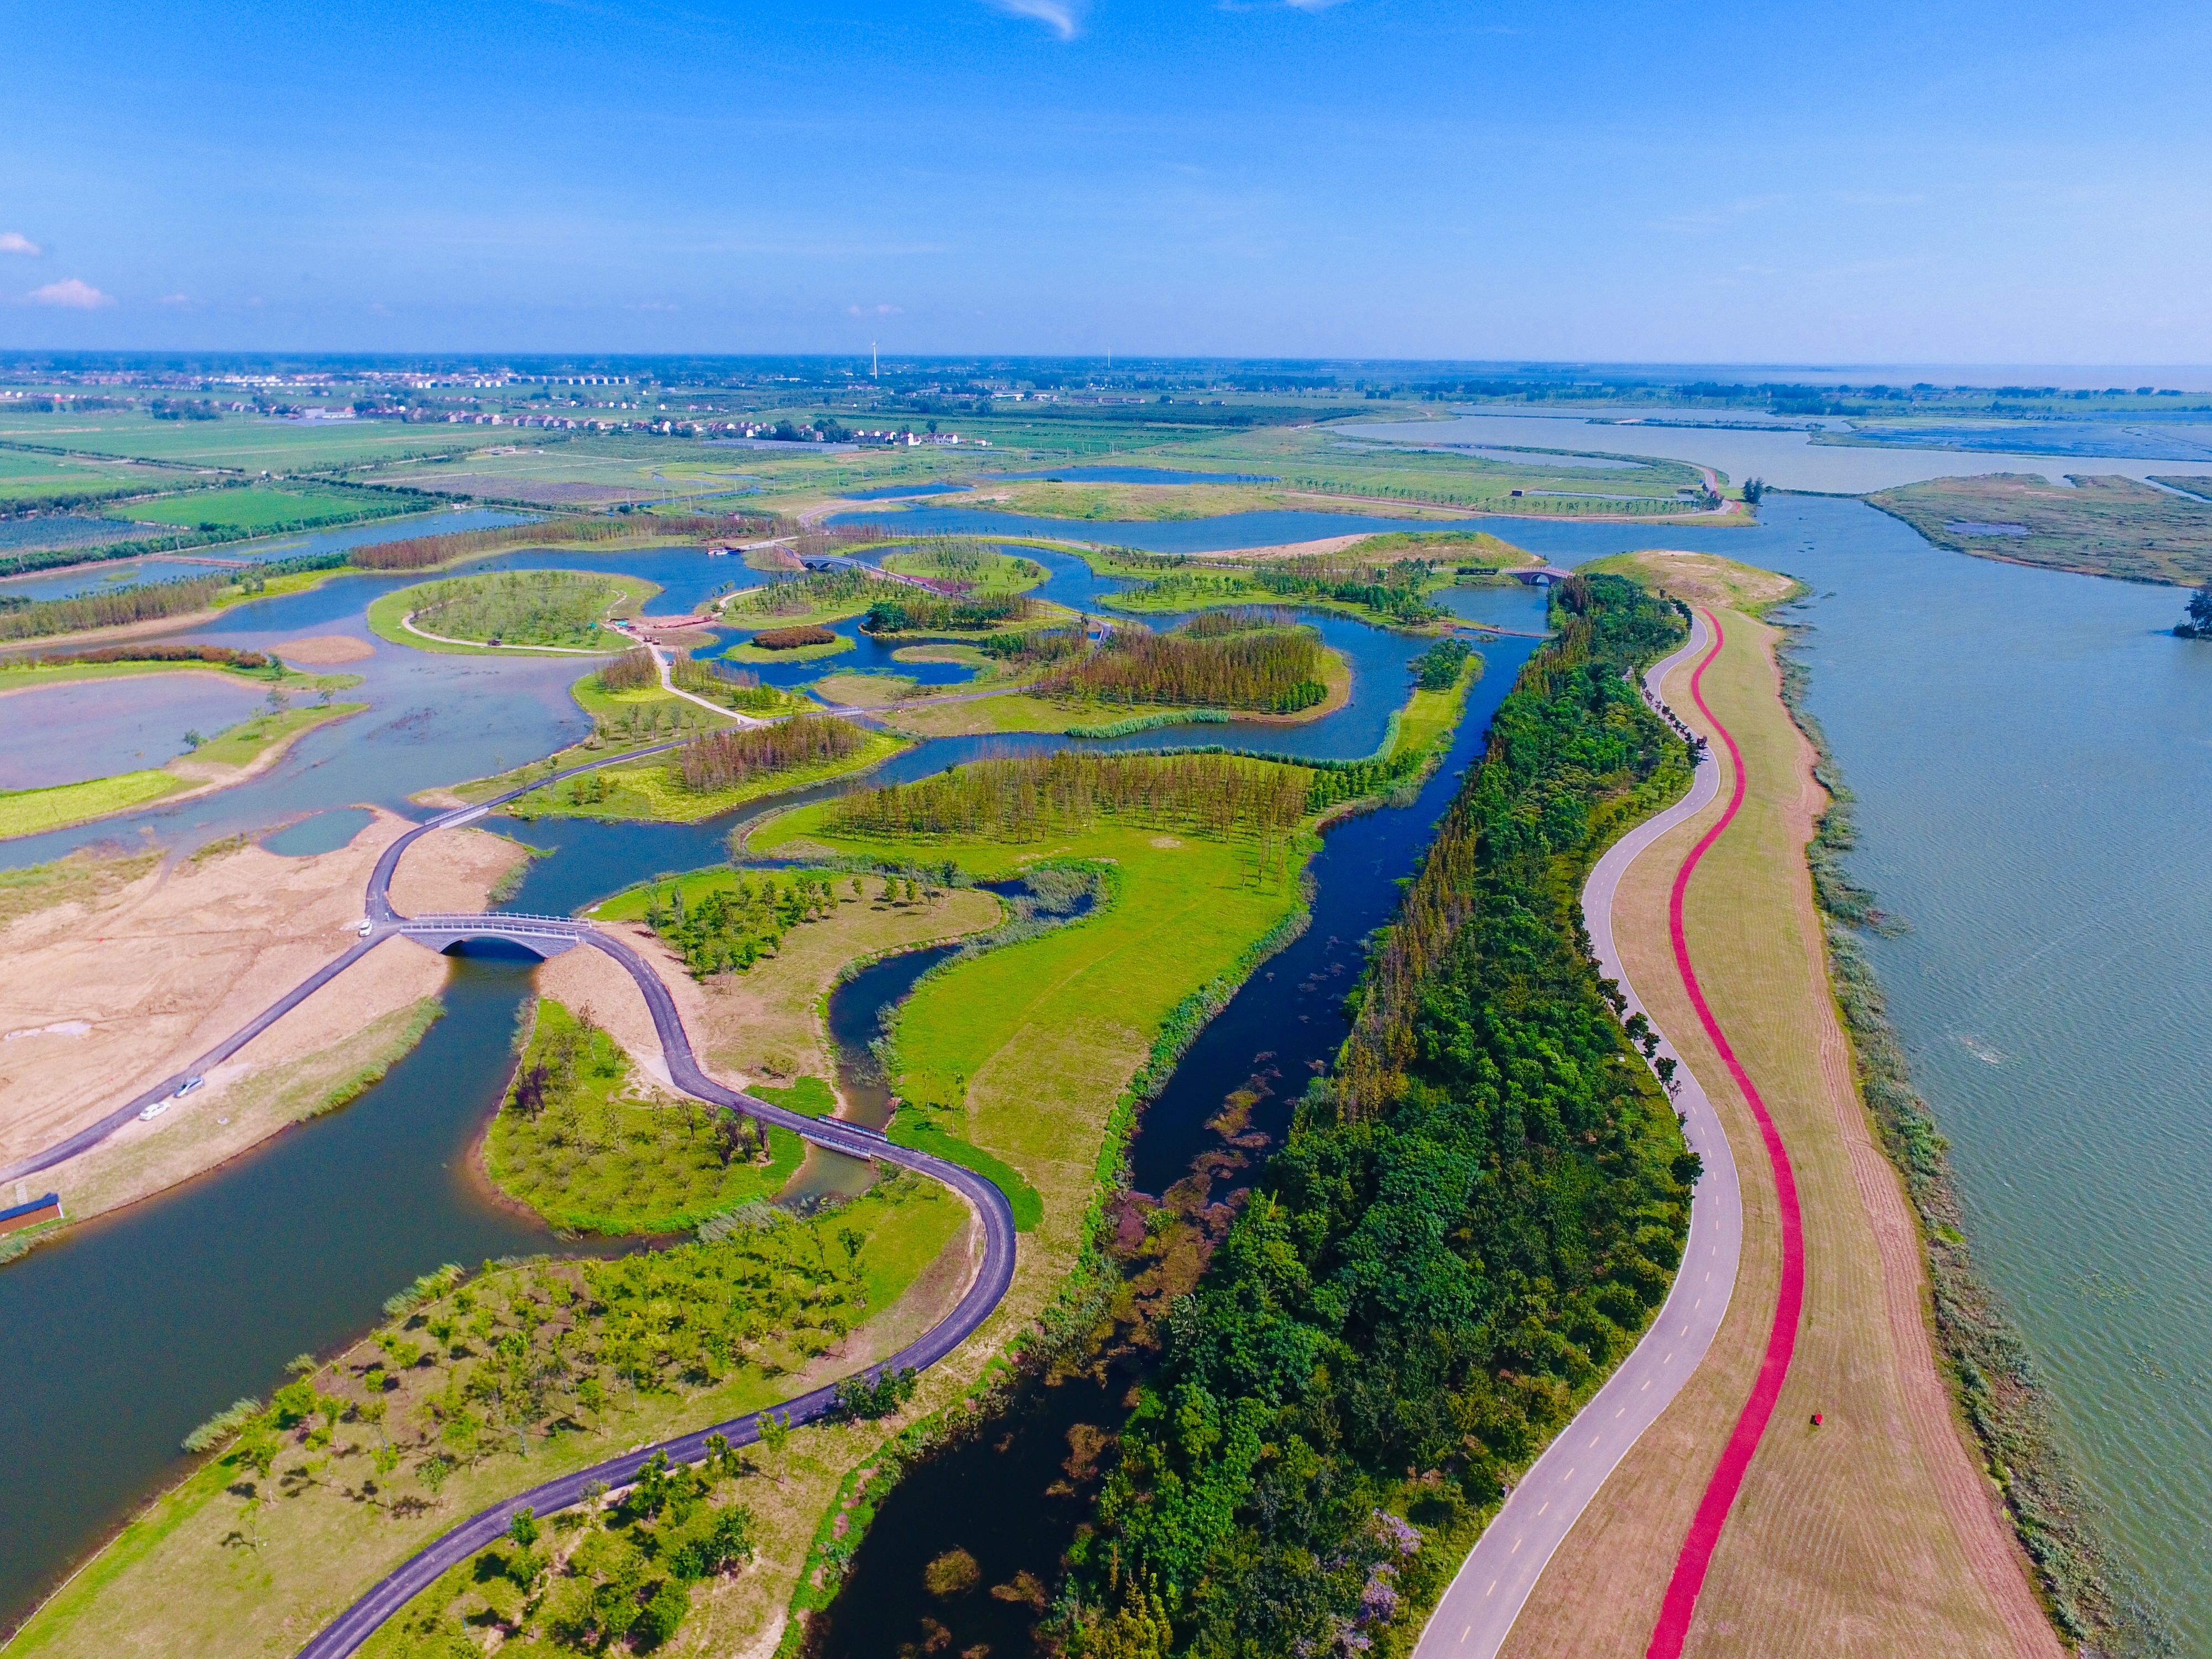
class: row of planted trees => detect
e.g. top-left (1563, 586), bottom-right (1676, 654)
top-left (1044, 617), bottom-right (1327, 712)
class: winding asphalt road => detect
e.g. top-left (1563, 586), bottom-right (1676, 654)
top-left (1412, 614), bottom-right (1748, 1659)
top-left (0, 733), bottom-right (1019, 1658)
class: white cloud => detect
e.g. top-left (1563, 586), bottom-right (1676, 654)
top-left (0, 232), bottom-right (44, 257)
top-left (983, 0), bottom-right (1082, 39)
top-left (159, 293), bottom-right (194, 307)
top-left (27, 278), bottom-right (113, 310)
top-left (847, 302), bottom-right (904, 316)
top-left (1281, 0), bottom-right (1350, 10)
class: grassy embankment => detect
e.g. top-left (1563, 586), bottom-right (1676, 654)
top-left (889, 614), bottom-right (1349, 738)
top-left (484, 998), bottom-right (805, 1235)
top-left (484, 719), bottom-right (908, 826)
top-left (9, 1177), bottom-right (967, 1659)
top-left (368, 568), bottom-right (654, 655)
top-left (1495, 550), bottom-right (2056, 1659)
top-left (1867, 472), bottom-right (2212, 586)
top-left (0, 692), bottom-right (368, 840)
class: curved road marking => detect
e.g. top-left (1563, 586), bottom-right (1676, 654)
top-left (1644, 609), bottom-right (1805, 1659)
top-left (1414, 614), bottom-right (1747, 1659)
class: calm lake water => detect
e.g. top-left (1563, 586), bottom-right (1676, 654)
top-left (1335, 414), bottom-right (2212, 493)
top-left (0, 675), bottom-right (271, 789)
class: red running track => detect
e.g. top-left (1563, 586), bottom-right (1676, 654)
top-left (1646, 608), bottom-right (1807, 1659)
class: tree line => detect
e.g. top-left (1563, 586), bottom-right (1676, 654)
top-left (830, 750), bottom-right (1310, 847)
top-left (0, 572), bottom-right (226, 642)
top-left (861, 588), bottom-right (1037, 633)
top-left (677, 714), bottom-right (864, 794)
top-left (1058, 573), bottom-right (1699, 1658)
top-left (1044, 619), bottom-right (1327, 713)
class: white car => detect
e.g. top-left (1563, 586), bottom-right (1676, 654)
top-left (138, 1099), bottom-right (171, 1122)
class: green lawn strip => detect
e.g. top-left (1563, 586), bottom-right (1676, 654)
top-left (0, 769), bottom-right (191, 839)
top-left (1382, 650), bottom-right (1481, 766)
top-left (885, 1116), bottom-right (1044, 1232)
top-left (366, 568), bottom-right (658, 656)
top-left (748, 1076), bottom-right (838, 1117)
top-left (498, 728), bottom-right (908, 824)
top-left (0, 657), bottom-right (307, 692)
top-left (751, 811), bottom-right (1310, 1255)
top-left (8, 1180), bottom-right (964, 1659)
top-left (486, 999), bottom-right (806, 1235)
top-left (181, 700), bottom-right (366, 768)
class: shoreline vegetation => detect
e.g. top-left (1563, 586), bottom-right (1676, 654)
top-left (369, 568), bottom-right (654, 655)
top-left (1020, 573), bottom-right (1698, 1657)
top-left (1773, 622), bottom-right (2168, 1654)
top-left (0, 690), bottom-right (368, 841)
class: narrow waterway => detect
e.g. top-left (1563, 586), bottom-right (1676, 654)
top-left (802, 624), bottom-right (1544, 1659)
top-left (0, 944), bottom-right (631, 1625)
top-left (0, 560), bottom-right (1545, 1634)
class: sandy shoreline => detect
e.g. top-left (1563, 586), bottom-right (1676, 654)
top-left (0, 813), bottom-right (525, 1232)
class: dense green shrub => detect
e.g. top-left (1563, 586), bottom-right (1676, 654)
top-left (1064, 573), bottom-right (1695, 1658)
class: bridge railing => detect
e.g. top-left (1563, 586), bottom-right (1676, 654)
top-left (397, 912), bottom-right (596, 930)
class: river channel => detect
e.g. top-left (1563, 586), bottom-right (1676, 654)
top-left (10, 491), bottom-right (2210, 1644)
top-left (0, 546), bottom-right (1545, 1632)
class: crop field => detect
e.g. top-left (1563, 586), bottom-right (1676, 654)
top-left (0, 447), bottom-right (171, 505)
top-left (1867, 471), bottom-right (2212, 585)
top-left (114, 486), bottom-right (395, 533)
top-left (0, 768), bottom-right (186, 839)
top-left (0, 409), bottom-right (488, 472)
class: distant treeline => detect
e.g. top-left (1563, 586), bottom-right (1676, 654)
top-left (351, 513), bottom-right (753, 571)
top-left (862, 589), bottom-right (1036, 634)
top-left (1045, 620), bottom-right (1326, 713)
top-left (750, 624), bottom-right (838, 650)
top-left (598, 646), bottom-right (659, 692)
top-left (1135, 552), bottom-right (1444, 624)
top-left (677, 715), bottom-right (863, 794)
top-left (17, 643), bottom-right (274, 671)
top-left (0, 573), bottom-right (227, 643)
top-left (735, 568), bottom-right (874, 617)
top-left (828, 750), bottom-right (1309, 844)
top-left (1058, 574), bottom-right (1697, 1657)
top-left (976, 624), bottom-right (1088, 669)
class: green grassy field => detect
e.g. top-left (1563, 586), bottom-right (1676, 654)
top-left (752, 800), bottom-right (1313, 1249)
top-left (485, 998), bottom-right (805, 1234)
top-left (492, 727), bottom-right (907, 824)
top-left (1867, 471), bottom-right (2212, 585)
top-left (114, 486), bottom-right (390, 533)
top-left (879, 543), bottom-right (1046, 594)
top-left (0, 768), bottom-right (187, 838)
top-left (0, 698), bottom-right (363, 839)
top-left (717, 633), bottom-right (855, 665)
top-left (368, 570), bottom-right (651, 654)
top-left (0, 447), bottom-right (168, 505)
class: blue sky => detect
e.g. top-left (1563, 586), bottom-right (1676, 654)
top-left (6, 0), bottom-right (2209, 361)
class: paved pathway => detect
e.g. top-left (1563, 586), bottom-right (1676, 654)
top-left (0, 732), bottom-right (1025, 1659)
top-left (1413, 614), bottom-right (1747, 1659)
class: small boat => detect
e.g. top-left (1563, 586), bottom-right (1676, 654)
top-left (175, 1076), bottom-right (205, 1098)
top-left (138, 1099), bottom-right (171, 1122)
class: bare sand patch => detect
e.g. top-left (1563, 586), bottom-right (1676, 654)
top-left (0, 812), bottom-right (525, 1224)
top-left (273, 634), bottom-right (375, 666)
